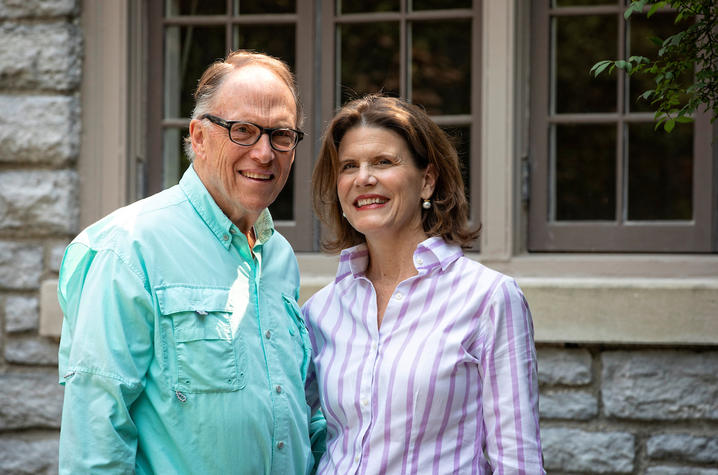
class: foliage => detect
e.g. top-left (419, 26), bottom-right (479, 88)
top-left (590, 0), bottom-right (717, 132)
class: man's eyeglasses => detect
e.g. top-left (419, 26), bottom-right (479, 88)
top-left (200, 114), bottom-right (304, 152)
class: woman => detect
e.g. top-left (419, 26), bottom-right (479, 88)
top-left (303, 95), bottom-right (545, 474)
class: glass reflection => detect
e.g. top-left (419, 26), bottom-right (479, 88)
top-left (412, 20), bottom-right (471, 115)
top-left (554, 15), bottom-right (617, 113)
top-left (234, 25), bottom-right (296, 72)
top-left (627, 122), bottom-right (692, 220)
top-left (163, 127), bottom-right (190, 189)
top-left (234, 0), bottom-right (294, 14)
top-left (554, 124), bottom-right (616, 220)
top-left (339, 22), bottom-right (400, 105)
top-left (412, 0), bottom-right (471, 10)
top-left (553, 0), bottom-right (616, 6)
top-left (338, 0), bottom-right (399, 14)
top-left (628, 11), bottom-right (691, 113)
top-left (164, 26), bottom-right (225, 120)
top-left (165, 0), bottom-right (226, 16)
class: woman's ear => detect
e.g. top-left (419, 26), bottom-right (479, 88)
top-left (422, 163), bottom-right (437, 199)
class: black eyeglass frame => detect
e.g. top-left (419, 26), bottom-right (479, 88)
top-left (200, 113), bottom-right (305, 152)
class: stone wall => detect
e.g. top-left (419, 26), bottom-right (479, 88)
top-left (0, 0), bottom-right (80, 473)
top-left (539, 346), bottom-right (718, 474)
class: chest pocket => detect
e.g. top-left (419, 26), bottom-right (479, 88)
top-left (157, 286), bottom-right (247, 393)
top-left (282, 293), bottom-right (312, 381)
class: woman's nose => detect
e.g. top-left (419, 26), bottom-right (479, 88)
top-left (355, 164), bottom-right (376, 186)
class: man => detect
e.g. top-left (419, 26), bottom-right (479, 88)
top-left (58, 50), bottom-right (324, 474)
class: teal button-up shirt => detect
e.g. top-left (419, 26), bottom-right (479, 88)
top-left (58, 166), bottom-right (324, 474)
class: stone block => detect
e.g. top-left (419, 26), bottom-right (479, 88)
top-left (0, 22), bottom-right (81, 91)
top-left (537, 347), bottom-right (592, 386)
top-left (4, 335), bottom-right (59, 365)
top-left (647, 434), bottom-right (718, 464)
top-left (0, 433), bottom-right (59, 475)
top-left (0, 242), bottom-right (43, 289)
top-left (0, 0), bottom-right (77, 18)
top-left (0, 373), bottom-right (62, 429)
top-left (0, 170), bottom-right (79, 234)
top-left (646, 467), bottom-right (718, 475)
top-left (5, 294), bottom-right (38, 333)
top-left (602, 351), bottom-right (718, 420)
top-left (48, 240), bottom-right (69, 273)
top-left (539, 390), bottom-right (597, 420)
top-left (0, 95), bottom-right (80, 164)
top-left (541, 427), bottom-right (634, 473)
top-left (39, 279), bottom-right (62, 337)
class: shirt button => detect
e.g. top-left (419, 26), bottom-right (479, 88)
top-left (395, 292), bottom-right (403, 300)
top-left (265, 330), bottom-right (272, 339)
top-left (230, 228), bottom-right (237, 234)
top-left (276, 385), bottom-right (282, 394)
top-left (222, 233), bottom-right (229, 241)
top-left (277, 441), bottom-right (284, 449)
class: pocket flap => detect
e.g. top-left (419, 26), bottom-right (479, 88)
top-left (156, 285), bottom-right (231, 315)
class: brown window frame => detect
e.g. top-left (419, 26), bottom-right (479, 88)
top-left (528, 1), bottom-right (717, 253)
top-left (146, 0), bottom-right (316, 250)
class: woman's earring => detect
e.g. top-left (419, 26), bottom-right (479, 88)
top-left (342, 211), bottom-right (347, 218)
top-left (422, 199), bottom-right (431, 210)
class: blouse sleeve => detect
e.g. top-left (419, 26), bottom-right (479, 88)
top-left (477, 278), bottom-right (545, 474)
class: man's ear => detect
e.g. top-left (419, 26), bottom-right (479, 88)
top-left (189, 119), bottom-right (205, 160)
top-left (422, 163), bottom-right (437, 199)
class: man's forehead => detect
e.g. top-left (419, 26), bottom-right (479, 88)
top-left (213, 66), bottom-right (296, 117)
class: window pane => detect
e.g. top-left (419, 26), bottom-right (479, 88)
top-left (412, 0), bottom-right (471, 10)
top-left (338, 22), bottom-right (399, 105)
top-left (233, 24), bottom-right (296, 71)
top-left (338, 0), bottom-right (399, 14)
top-left (442, 126), bottom-right (471, 208)
top-left (165, 0), bottom-right (227, 16)
top-left (553, 0), bottom-right (617, 6)
top-left (412, 20), bottom-right (471, 115)
top-left (555, 124), bottom-right (616, 220)
top-left (554, 15), bottom-right (617, 113)
top-left (234, 0), bottom-right (295, 14)
top-left (627, 123), bottom-right (692, 220)
top-left (165, 26), bottom-right (225, 120)
top-left (628, 12), bottom-right (690, 113)
top-left (163, 127), bottom-right (191, 188)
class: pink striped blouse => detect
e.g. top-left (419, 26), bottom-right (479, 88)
top-left (302, 237), bottom-right (545, 475)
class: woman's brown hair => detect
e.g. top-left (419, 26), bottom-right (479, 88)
top-left (312, 94), bottom-right (480, 253)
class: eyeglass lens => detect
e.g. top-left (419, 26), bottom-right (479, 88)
top-left (229, 122), bottom-right (297, 151)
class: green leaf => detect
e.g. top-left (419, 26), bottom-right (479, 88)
top-left (647, 1), bottom-right (666, 18)
top-left (675, 115), bottom-right (694, 123)
top-left (590, 60), bottom-right (612, 77)
top-left (664, 119), bottom-right (676, 132)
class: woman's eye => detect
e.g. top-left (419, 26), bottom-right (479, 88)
top-left (340, 162), bottom-right (356, 170)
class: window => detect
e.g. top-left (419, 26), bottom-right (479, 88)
top-left (529, 0), bottom-right (716, 252)
top-left (147, 0), bottom-right (315, 249)
top-left (147, 0), bottom-right (481, 250)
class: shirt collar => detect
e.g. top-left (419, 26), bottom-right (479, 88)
top-left (336, 236), bottom-right (463, 280)
top-left (179, 165), bottom-right (275, 250)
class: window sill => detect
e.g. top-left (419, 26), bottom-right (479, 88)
top-left (297, 253), bottom-right (718, 346)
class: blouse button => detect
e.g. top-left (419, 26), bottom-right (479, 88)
top-left (395, 292), bottom-right (403, 300)
top-left (416, 257), bottom-right (424, 265)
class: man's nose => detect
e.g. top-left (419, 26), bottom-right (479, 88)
top-left (249, 133), bottom-right (274, 163)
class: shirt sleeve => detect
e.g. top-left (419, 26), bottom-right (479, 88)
top-left (57, 244), bottom-right (154, 473)
top-left (477, 278), bottom-right (545, 474)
